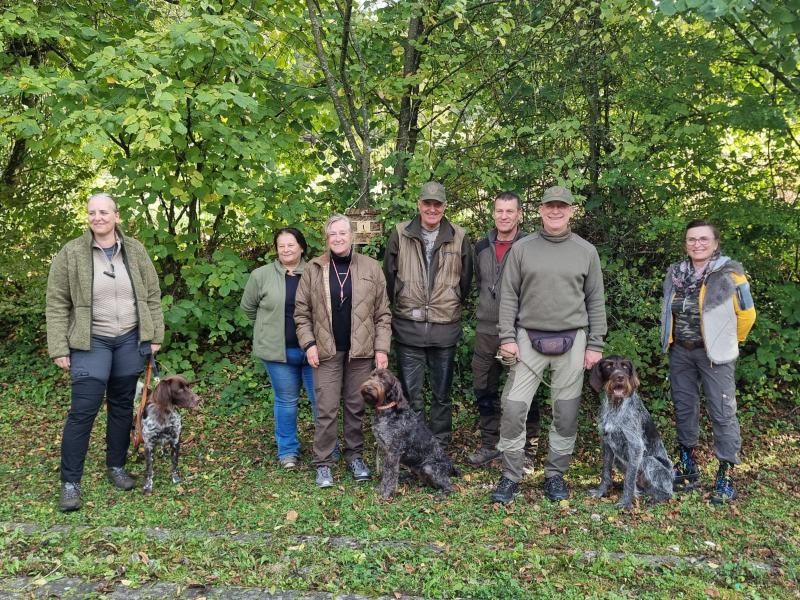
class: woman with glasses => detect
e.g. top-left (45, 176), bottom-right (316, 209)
top-left (294, 214), bottom-right (391, 488)
top-left (46, 193), bottom-right (164, 511)
top-left (240, 227), bottom-right (317, 470)
top-left (660, 219), bottom-right (756, 503)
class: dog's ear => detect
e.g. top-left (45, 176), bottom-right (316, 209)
top-left (589, 360), bottom-right (604, 393)
top-left (386, 372), bottom-right (403, 404)
top-left (150, 378), bottom-right (171, 409)
top-left (626, 359), bottom-right (640, 391)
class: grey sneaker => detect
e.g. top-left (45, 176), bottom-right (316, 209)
top-left (349, 457), bottom-right (371, 482)
top-left (467, 447), bottom-right (501, 466)
top-left (59, 482), bottom-right (81, 512)
top-left (107, 467), bottom-right (135, 491)
top-left (316, 466), bottom-right (334, 488)
top-left (279, 455), bottom-right (298, 470)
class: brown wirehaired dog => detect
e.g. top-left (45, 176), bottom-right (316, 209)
top-left (589, 356), bottom-right (673, 509)
top-left (140, 376), bottom-right (200, 495)
top-left (360, 369), bottom-right (458, 499)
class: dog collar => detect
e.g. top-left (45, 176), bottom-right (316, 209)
top-left (376, 401), bottom-right (398, 411)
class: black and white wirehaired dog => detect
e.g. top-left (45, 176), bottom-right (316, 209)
top-left (360, 369), bottom-right (458, 499)
top-left (141, 375), bottom-right (200, 495)
top-left (589, 356), bottom-right (673, 509)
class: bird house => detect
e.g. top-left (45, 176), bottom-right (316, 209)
top-left (346, 208), bottom-right (383, 245)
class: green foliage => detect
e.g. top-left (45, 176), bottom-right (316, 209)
top-left (738, 283), bottom-right (800, 406)
top-left (1, 0), bottom-right (798, 409)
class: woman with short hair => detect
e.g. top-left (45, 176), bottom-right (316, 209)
top-left (660, 219), bottom-right (756, 503)
top-left (294, 214), bottom-right (391, 488)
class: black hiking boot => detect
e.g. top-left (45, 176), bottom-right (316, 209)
top-left (710, 461), bottom-right (737, 504)
top-left (490, 476), bottom-right (519, 505)
top-left (673, 445), bottom-right (700, 489)
top-left (543, 474), bottom-right (570, 502)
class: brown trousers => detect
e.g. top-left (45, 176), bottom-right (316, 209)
top-left (312, 351), bottom-right (374, 467)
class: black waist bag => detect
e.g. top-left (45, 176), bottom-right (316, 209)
top-left (526, 329), bottom-right (578, 355)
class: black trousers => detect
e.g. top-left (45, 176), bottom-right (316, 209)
top-left (395, 342), bottom-right (457, 447)
top-left (60, 329), bottom-right (146, 483)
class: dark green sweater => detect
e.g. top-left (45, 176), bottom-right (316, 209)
top-left (498, 229), bottom-right (607, 351)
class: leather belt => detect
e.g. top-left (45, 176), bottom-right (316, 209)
top-left (674, 339), bottom-right (704, 351)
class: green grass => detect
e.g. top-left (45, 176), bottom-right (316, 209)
top-left (1, 346), bottom-right (798, 598)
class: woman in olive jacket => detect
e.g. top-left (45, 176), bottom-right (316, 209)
top-left (240, 227), bottom-right (316, 469)
top-left (46, 193), bottom-right (164, 512)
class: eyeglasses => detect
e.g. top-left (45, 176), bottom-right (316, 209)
top-left (686, 237), bottom-right (713, 246)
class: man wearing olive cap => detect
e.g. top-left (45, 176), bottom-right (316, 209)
top-left (490, 185), bottom-right (607, 504)
top-left (384, 181), bottom-right (473, 449)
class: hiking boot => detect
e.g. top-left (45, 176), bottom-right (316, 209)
top-left (673, 446), bottom-right (700, 489)
top-left (107, 467), bottom-right (135, 491)
top-left (710, 461), bottom-right (737, 504)
top-left (279, 455), bottom-right (298, 470)
top-left (467, 446), bottom-right (501, 466)
top-left (349, 457), bottom-right (371, 482)
top-left (490, 476), bottom-right (519, 505)
top-left (315, 466), bottom-right (334, 488)
top-left (543, 474), bottom-right (570, 502)
top-left (59, 482), bottom-right (81, 512)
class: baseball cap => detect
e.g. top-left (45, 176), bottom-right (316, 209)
top-left (419, 181), bottom-right (446, 203)
top-left (541, 186), bottom-right (575, 205)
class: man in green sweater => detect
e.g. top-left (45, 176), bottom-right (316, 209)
top-left (490, 186), bottom-right (607, 504)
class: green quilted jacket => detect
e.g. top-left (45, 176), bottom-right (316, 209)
top-left (46, 228), bottom-right (164, 358)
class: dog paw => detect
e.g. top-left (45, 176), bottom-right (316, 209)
top-left (588, 487), bottom-right (608, 498)
top-left (142, 487), bottom-right (153, 496)
top-left (615, 499), bottom-right (634, 510)
top-left (171, 475), bottom-right (182, 484)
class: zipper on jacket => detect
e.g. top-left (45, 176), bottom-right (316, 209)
top-left (119, 239), bottom-right (142, 346)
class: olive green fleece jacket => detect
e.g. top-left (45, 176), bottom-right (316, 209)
top-left (46, 228), bottom-right (164, 358)
top-left (498, 229), bottom-right (607, 351)
top-left (240, 258), bottom-right (307, 362)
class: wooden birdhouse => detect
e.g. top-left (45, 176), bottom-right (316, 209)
top-left (346, 207), bottom-right (383, 245)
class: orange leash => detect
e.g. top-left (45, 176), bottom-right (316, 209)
top-left (132, 358), bottom-right (153, 452)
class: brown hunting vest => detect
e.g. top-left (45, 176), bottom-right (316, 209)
top-left (393, 220), bottom-right (466, 324)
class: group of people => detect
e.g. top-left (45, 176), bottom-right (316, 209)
top-left (46, 186), bottom-right (756, 512)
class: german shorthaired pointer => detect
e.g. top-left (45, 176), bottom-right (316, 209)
top-left (141, 375), bottom-right (200, 495)
top-left (360, 369), bottom-right (458, 499)
top-left (589, 356), bottom-right (673, 509)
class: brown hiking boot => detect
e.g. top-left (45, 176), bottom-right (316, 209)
top-left (467, 446), bottom-right (501, 466)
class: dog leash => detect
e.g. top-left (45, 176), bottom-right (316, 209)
top-left (132, 355), bottom-right (160, 452)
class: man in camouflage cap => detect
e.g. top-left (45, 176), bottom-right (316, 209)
top-left (490, 185), bottom-right (607, 504)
